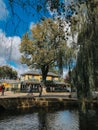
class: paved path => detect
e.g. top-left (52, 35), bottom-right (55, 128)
top-left (0, 91), bottom-right (72, 98)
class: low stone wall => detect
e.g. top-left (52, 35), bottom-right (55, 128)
top-left (0, 97), bottom-right (78, 110)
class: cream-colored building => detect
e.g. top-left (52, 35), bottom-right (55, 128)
top-left (20, 70), bottom-right (59, 92)
top-left (21, 70), bottom-right (59, 82)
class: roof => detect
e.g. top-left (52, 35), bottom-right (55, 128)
top-left (21, 70), bottom-right (58, 77)
top-left (21, 70), bottom-right (40, 76)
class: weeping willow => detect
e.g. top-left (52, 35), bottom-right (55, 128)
top-left (72, 0), bottom-right (98, 112)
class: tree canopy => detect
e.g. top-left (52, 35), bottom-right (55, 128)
top-left (0, 65), bottom-right (18, 79)
top-left (20, 18), bottom-right (68, 84)
top-left (46, 0), bottom-right (98, 111)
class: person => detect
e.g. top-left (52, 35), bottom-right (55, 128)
top-left (39, 84), bottom-right (42, 97)
top-left (0, 84), bottom-right (2, 92)
top-left (27, 85), bottom-right (30, 93)
top-left (1, 84), bottom-right (5, 96)
top-left (27, 84), bottom-right (34, 97)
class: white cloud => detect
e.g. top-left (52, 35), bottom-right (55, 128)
top-left (0, 29), bottom-right (21, 62)
top-left (0, 0), bottom-right (9, 20)
top-left (12, 64), bottom-right (30, 76)
top-left (0, 57), bottom-right (6, 65)
top-left (0, 29), bottom-right (28, 75)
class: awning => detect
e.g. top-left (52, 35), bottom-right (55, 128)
top-left (3, 82), bottom-right (11, 88)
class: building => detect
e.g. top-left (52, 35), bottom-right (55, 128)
top-left (0, 79), bottom-right (21, 91)
top-left (21, 70), bottom-right (59, 82)
top-left (20, 70), bottom-right (68, 92)
top-left (20, 70), bottom-right (60, 92)
top-left (0, 70), bottom-right (69, 92)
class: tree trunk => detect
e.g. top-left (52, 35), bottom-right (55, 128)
top-left (41, 65), bottom-right (49, 95)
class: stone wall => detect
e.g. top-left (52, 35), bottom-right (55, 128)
top-left (0, 97), bottom-right (78, 110)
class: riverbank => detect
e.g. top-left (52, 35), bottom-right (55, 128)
top-left (0, 91), bottom-right (78, 110)
top-left (0, 91), bottom-right (98, 110)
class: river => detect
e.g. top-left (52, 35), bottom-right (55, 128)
top-left (0, 108), bottom-right (98, 130)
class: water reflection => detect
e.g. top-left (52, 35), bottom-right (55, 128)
top-left (0, 108), bottom-right (98, 130)
top-left (38, 109), bottom-right (47, 130)
top-left (79, 110), bottom-right (98, 130)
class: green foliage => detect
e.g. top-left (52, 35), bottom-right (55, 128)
top-left (20, 18), bottom-right (67, 83)
top-left (47, 0), bottom-right (98, 112)
top-left (71, 0), bottom-right (98, 102)
top-left (0, 65), bottom-right (18, 79)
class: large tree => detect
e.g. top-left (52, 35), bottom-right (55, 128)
top-left (20, 18), bottom-right (67, 85)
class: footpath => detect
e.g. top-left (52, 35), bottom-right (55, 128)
top-left (0, 91), bottom-right (72, 98)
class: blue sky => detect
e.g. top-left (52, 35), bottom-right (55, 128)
top-left (0, 0), bottom-right (50, 37)
top-left (0, 0), bottom-right (75, 76)
top-left (0, 0), bottom-right (51, 75)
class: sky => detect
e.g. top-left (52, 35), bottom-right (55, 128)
top-left (0, 0), bottom-right (74, 77)
top-left (0, 0), bottom-right (51, 75)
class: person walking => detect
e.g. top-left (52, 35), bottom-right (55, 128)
top-left (39, 85), bottom-right (42, 97)
top-left (1, 84), bottom-right (5, 96)
top-left (27, 84), bottom-right (34, 97)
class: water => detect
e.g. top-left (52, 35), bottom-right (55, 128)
top-left (0, 108), bottom-right (98, 130)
